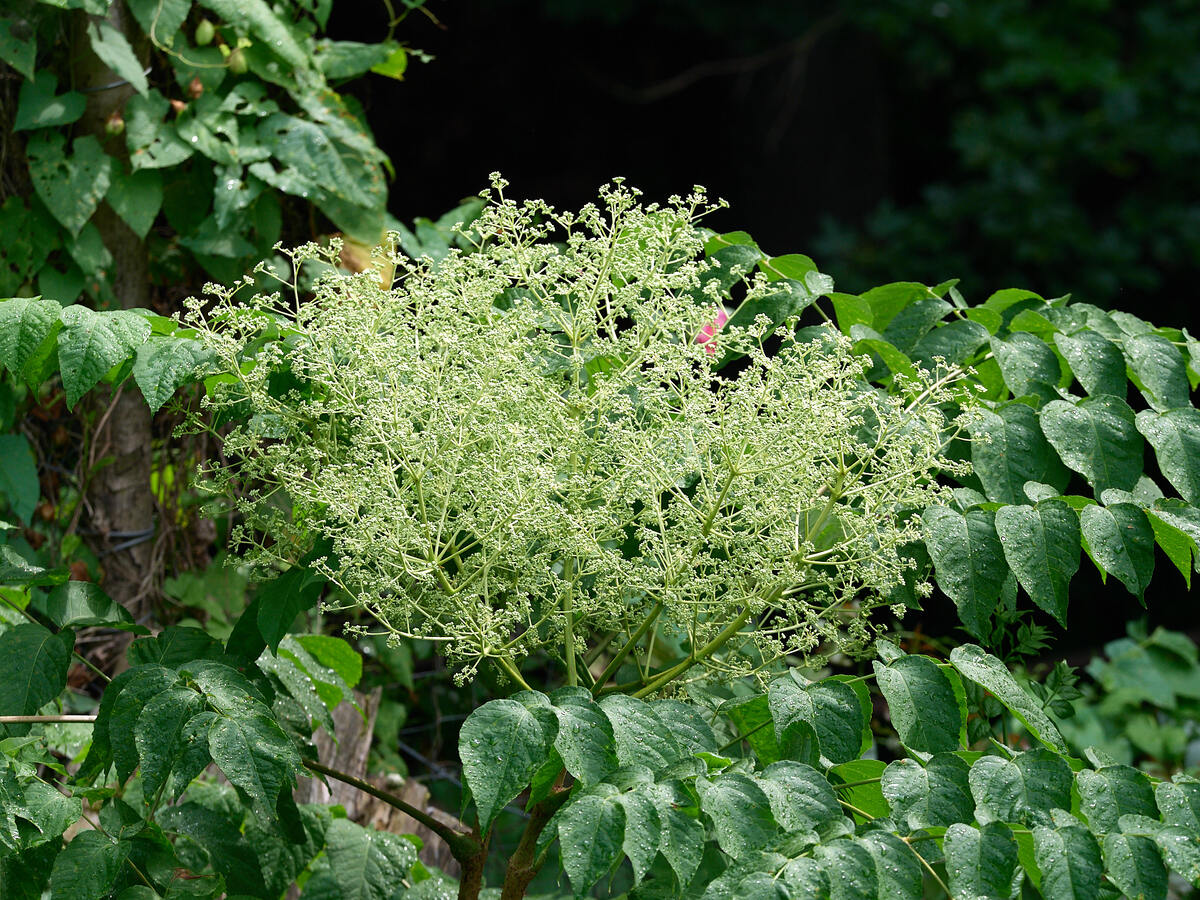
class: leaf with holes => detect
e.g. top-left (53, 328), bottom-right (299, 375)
top-left (26, 133), bottom-right (112, 236)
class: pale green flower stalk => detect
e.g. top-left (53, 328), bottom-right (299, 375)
top-left (186, 176), bottom-right (973, 690)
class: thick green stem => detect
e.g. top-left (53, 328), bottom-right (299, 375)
top-left (302, 760), bottom-right (481, 860)
top-left (494, 655), bottom-right (532, 691)
top-left (591, 601), bottom-right (664, 696)
top-left (632, 604), bottom-right (755, 698)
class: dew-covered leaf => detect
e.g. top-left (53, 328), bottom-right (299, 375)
top-left (1033, 823), bottom-right (1103, 900)
top-left (922, 505), bottom-right (1008, 638)
top-left (814, 839), bottom-right (877, 900)
top-left (208, 711), bottom-right (302, 816)
top-left (944, 822), bottom-right (1018, 900)
top-left (0, 623), bottom-right (73, 727)
top-left (874, 654), bottom-right (965, 754)
top-left (1124, 332), bottom-right (1191, 411)
top-left (557, 788), bottom-right (625, 894)
top-left (994, 500), bottom-right (1080, 626)
top-left (460, 699), bottom-right (549, 832)
top-left (882, 754), bottom-right (974, 830)
top-left (1054, 329), bottom-right (1127, 397)
top-left (950, 644), bottom-right (1067, 753)
top-left (1080, 503), bottom-right (1155, 601)
top-left (970, 403), bottom-right (1070, 505)
top-left (1041, 395), bottom-right (1143, 496)
top-left (548, 688), bottom-right (618, 786)
top-left (969, 749), bottom-right (1073, 827)
top-left (57, 306), bottom-right (151, 408)
top-left (48, 831), bottom-right (128, 900)
top-left (696, 772), bottom-right (778, 858)
top-left (1102, 832), bottom-right (1167, 900)
top-left (1136, 408), bottom-right (1200, 505)
top-left (758, 760), bottom-right (843, 833)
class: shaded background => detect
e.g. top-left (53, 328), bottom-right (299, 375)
top-left (327, 0), bottom-right (1200, 650)
top-left (335, 0), bottom-right (1200, 315)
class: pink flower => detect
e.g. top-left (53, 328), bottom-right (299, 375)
top-left (695, 308), bottom-right (729, 354)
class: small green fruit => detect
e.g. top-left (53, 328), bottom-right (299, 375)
top-left (228, 48), bottom-right (247, 74)
top-left (195, 19), bottom-right (215, 46)
top-left (104, 111), bottom-right (124, 136)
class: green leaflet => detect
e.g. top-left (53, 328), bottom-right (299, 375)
top-left (969, 749), bottom-right (1073, 827)
top-left (860, 831), bottom-right (924, 900)
top-left (1080, 502), bottom-right (1156, 601)
top-left (131, 334), bottom-right (212, 412)
top-left (882, 754), bottom-right (974, 830)
top-left (547, 687), bottom-right (619, 786)
top-left (126, 90), bottom-right (194, 170)
top-left (613, 791), bottom-right (660, 885)
top-left (133, 687), bottom-right (204, 805)
top-left (696, 772), bottom-right (778, 858)
top-left (56, 306), bottom-right (151, 408)
top-left (1102, 833), bottom-right (1168, 900)
top-left (969, 403), bottom-right (1070, 505)
top-left (108, 665), bottom-right (180, 782)
top-left (0, 297), bottom-right (62, 382)
top-left (1124, 332), bottom-right (1191, 411)
top-left (106, 169), bottom-right (163, 240)
top-left (911, 317), bottom-right (990, 369)
top-left (1041, 394), bottom-right (1143, 495)
top-left (1033, 823), bottom-right (1103, 900)
top-left (1136, 408), bottom-right (1200, 505)
top-left (1155, 779), bottom-right (1200, 832)
top-left (949, 644), bottom-right (1067, 753)
top-left (33, 581), bottom-right (139, 630)
top-left (767, 672), bottom-right (870, 767)
top-left (881, 297), bottom-right (952, 355)
top-left (1076, 765), bottom-right (1157, 834)
top-left (758, 761), bottom-right (843, 833)
top-left (994, 500), bottom-right (1080, 626)
top-left (47, 830), bottom-right (129, 900)
top-left (991, 331), bottom-right (1063, 400)
top-left (208, 711), bottom-right (302, 817)
top-left (1054, 329), bottom-right (1127, 397)
top-left (0, 624), bottom-right (73, 732)
top-left (556, 788), bottom-right (625, 895)
top-left (0, 434), bottom-right (39, 525)
top-left (85, 21), bottom-right (149, 96)
top-left (872, 655), bottom-right (965, 755)
top-left (13, 72), bottom-right (85, 131)
top-left (299, 818), bottom-right (416, 900)
top-left (600, 693), bottom-right (690, 774)
top-left (26, 133), bottom-right (112, 237)
top-left (459, 699), bottom-right (549, 832)
top-left (944, 822), bottom-right (1019, 900)
top-left (814, 839), bottom-right (877, 900)
top-left (922, 505), bottom-right (1007, 638)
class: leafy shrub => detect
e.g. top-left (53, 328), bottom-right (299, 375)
top-left (1, 181), bottom-right (1199, 899)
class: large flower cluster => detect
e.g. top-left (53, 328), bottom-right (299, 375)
top-left (188, 178), bottom-right (972, 682)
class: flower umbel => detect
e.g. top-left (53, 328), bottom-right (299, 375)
top-left (188, 178), bottom-right (972, 686)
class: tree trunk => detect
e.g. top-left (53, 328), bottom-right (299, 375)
top-left (72, 3), bottom-right (156, 642)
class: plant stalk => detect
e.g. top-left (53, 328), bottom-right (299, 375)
top-left (499, 787), bottom-right (571, 900)
top-left (302, 759), bottom-right (481, 860)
